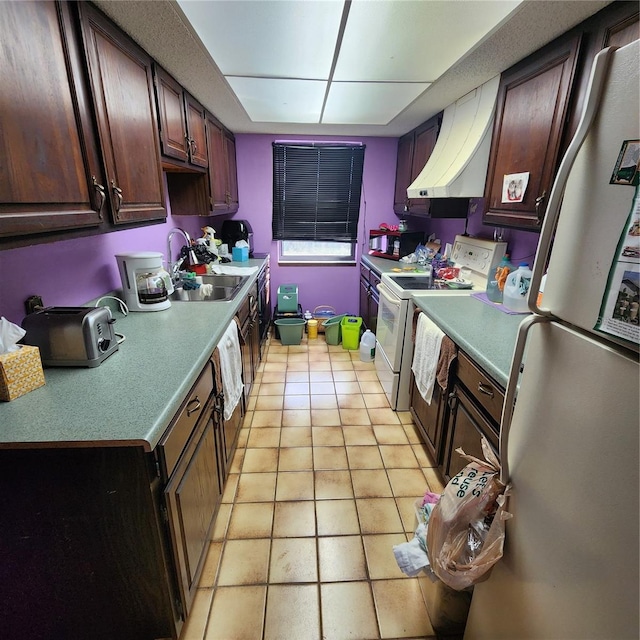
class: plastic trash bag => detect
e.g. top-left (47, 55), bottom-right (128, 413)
top-left (426, 436), bottom-right (512, 591)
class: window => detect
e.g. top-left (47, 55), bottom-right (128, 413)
top-left (272, 143), bottom-right (365, 263)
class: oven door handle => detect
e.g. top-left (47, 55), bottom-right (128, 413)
top-left (377, 283), bottom-right (401, 309)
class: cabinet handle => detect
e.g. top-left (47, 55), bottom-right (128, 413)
top-left (447, 392), bottom-right (458, 410)
top-left (534, 191), bottom-right (546, 224)
top-left (190, 138), bottom-right (197, 155)
top-left (477, 382), bottom-right (494, 398)
top-left (92, 176), bottom-right (105, 218)
top-left (186, 397), bottom-right (202, 416)
top-left (111, 180), bottom-right (123, 213)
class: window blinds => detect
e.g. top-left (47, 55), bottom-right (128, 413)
top-left (272, 143), bottom-right (365, 242)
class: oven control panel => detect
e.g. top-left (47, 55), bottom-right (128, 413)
top-left (451, 236), bottom-right (507, 277)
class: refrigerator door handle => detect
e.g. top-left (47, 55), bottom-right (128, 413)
top-left (528, 46), bottom-right (617, 316)
top-left (499, 314), bottom-right (550, 485)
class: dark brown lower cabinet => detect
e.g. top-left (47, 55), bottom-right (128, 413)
top-left (442, 383), bottom-right (500, 481)
top-left (0, 359), bottom-right (231, 639)
top-left (164, 398), bottom-right (221, 620)
top-left (442, 350), bottom-right (503, 481)
top-left (410, 375), bottom-right (447, 465)
top-left (0, 446), bottom-right (180, 640)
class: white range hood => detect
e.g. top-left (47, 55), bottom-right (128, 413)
top-left (408, 75), bottom-right (500, 199)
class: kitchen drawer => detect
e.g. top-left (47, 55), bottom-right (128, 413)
top-left (360, 264), bottom-right (370, 280)
top-left (369, 270), bottom-right (381, 288)
top-left (159, 363), bottom-right (214, 478)
top-left (456, 351), bottom-right (505, 424)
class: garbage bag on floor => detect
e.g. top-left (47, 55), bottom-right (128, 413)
top-left (426, 436), bottom-right (512, 591)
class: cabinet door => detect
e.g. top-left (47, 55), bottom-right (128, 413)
top-left (483, 34), bottom-right (581, 230)
top-left (407, 118), bottom-right (440, 216)
top-left (393, 133), bottom-right (414, 215)
top-left (225, 132), bottom-right (239, 211)
top-left (155, 65), bottom-right (189, 163)
top-left (0, 1), bottom-right (105, 239)
top-left (443, 384), bottom-right (499, 481)
top-left (78, 3), bottom-right (166, 224)
top-left (184, 93), bottom-right (208, 168)
top-left (205, 113), bottom-right (229, 213)
top-left (368, 271), bottom-right (380, 336)
top-left (165, 408), bottom-right (221, 615)
top-left (359, 271), bottom-right (371, 328)
top-left (410, 376), bottom-right (445, 464)
top-left (257, 261), bottom-right (271, 350)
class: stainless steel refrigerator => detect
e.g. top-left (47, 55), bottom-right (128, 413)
top-left (465, 40), bottom-right (639, 639)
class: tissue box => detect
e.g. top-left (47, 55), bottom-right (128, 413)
top-left (0, 345), bottom-right (46, 401)
top-left (232, 246), bottom-right (249, 262)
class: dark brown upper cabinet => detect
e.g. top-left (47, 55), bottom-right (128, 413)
top-left (166, 111), bottom-right (238, 216)
top-left (154, 65), bottom-right (208, 169)
top-left (0, 1), bottom-right (106, 241)
top-left (206, 112), bottom-right (239, 215)
top-left (393, 114), bottom-right (441, 217)
top-left (482, 33), bottom-right (581, 231)
top-left (78, 2), bottom-right (165, 225)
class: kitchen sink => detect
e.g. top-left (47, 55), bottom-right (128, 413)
top-left (169, 274), bottom-right (249, 302)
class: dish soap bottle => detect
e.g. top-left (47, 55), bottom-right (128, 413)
top-left (486, 255), bottom-right (514, 303)
top-left (503, 263), bottom-right (533, 312)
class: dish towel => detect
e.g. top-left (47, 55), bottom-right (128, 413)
top-left (209, 265), bottom-right (258, 275)
top-left (218, 321), bottom-right (243, 421)
top-left (436, 336), bottom-right (457, 391)
top-left (411, 313), bottom-right (445, 405)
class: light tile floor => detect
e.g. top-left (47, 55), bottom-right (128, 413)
top-left (181, 332), bottom-right (446, 640)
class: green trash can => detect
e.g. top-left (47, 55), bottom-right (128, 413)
top-left (323, 314), bottom-right (348, 346)
top-left (341, 316), bottom-right (363, 350)
top-left (274, 318), bottom-right (306, 345)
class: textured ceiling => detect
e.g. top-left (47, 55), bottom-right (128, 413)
top-left (92, 0), bottom-right (612, 137)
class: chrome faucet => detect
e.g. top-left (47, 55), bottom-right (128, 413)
top-left (167, 227), bottom-right (198, 281)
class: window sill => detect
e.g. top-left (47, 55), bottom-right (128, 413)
top-left (277, 258), bottom-right (357, 266)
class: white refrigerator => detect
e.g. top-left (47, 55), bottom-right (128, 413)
top-left (465, 41), bottom-right (639, 639)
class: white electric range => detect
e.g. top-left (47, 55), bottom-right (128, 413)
top-left (375, 235), bottom-right (507, 411)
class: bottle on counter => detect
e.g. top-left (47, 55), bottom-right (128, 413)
top-left (503, 263), bottom-right (533, 312)
top-left (486, 255), bottom-right (514, 303)
top-left (359, 329), bottom-right (376, 362)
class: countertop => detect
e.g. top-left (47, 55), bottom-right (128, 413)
top-left (413, 296), bottom-right (526, 387)
top-left (0, 259), bottom-right (267, 451)
top-left (362, 252), bottom-right (526, 387)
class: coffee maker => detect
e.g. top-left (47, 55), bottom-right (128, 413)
top-left (221, 220), bottom-right (254, 256)
top-left (115, 252), bottom-right (173, 312)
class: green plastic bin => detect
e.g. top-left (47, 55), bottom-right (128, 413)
top-left (323, 314), bottom-right (348, 346)
top-left (341, 316), bottom-right (363, 350)
top-left (274, 318), bottom-right (306, 345)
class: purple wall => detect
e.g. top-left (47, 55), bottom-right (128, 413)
top-left (0, 178), bottom-right (205, 324)
top-left (1, 135), bottom-right (541, 325)
top-left (235, 134), bottom-right (399, 316)
top-left (235, 133), bottom-right (540, 316)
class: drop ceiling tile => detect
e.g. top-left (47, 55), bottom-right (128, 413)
top-left (227, 77), bottom-right (326, 123)
top-left (178, 0), bottom-right (343, 79)
top-left (333, 0), bottom-right (522, 82)
top-left (322, 82), bottom-right (429, 125)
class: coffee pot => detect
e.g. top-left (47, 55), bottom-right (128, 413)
top-left (115, 251), bottom-right (173, 312)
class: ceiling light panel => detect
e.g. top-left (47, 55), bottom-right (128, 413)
top-left (226, 77), bottom-right (327, 123)
top-left (323, 82), bottom-right (430, 125)
top-left (177, 0), bottom-right (344, 79)
top-left (334, 0), bottom-right (523, 82)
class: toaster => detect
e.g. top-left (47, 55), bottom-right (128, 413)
top-left (21, 306), bottom-right (119, 367)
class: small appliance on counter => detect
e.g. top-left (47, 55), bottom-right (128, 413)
top-left (115, 252), bottom-right (173, 312)
top-left (21, 306), bottom-right (119, 367)
top-left (221, 220), bottom-right (254, 256)
top-left (368, 230), bottom-right (424, 260)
